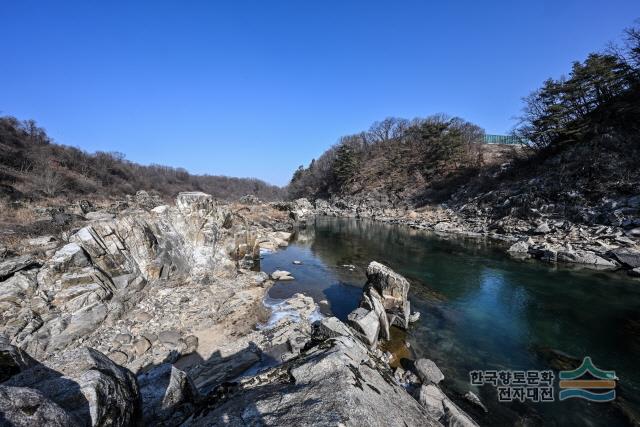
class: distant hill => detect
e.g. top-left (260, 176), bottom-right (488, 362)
top-left (287, 114), bottom-right (519, 205)
top-left (287, 25), bottom-right (640, 218)
top-left (0, 116), bottom-right (284, 203)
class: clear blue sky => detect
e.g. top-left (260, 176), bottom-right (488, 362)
top-left (2, 1), bottom-right (638, 185)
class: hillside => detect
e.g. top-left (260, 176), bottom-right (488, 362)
top-left (0, 116), bottom-right (284, 203)
top-left (287, 26), bottom-right (640, 228)
top-left (288, 114), bottom-right (524, 206)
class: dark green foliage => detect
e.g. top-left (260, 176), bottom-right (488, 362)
top-left (515, 26), bottom-right (640, 151)
top-left (452, 24), bottom-right (640, 217)
top-left (332, 144), bottom-right (359, 188)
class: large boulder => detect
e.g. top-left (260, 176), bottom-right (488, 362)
top-left (610, 248), bottom-right (640, 269)
top-left (364, 261), bottom-right (411, 329)
top-left (272, 198), bottom-right (315, 221)
top-left (290, 198), bottom-right (314, 221)
top-left (173, 192), bottom-right (233, 276)
top-left (366, 262), bottom-right (410, 309)
top-left (414, 358), bottom-right (445, 385)
top-left (4, 345), bottom-right (141, 427)
top-left (0, 385), bottom-right (81, 427)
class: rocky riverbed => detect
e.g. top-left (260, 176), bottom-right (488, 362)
top-left (0, 192), bottom-right (478, 426)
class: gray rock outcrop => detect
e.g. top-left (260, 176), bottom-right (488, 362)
top-left (347, 261), bottom-right (417, 347)
top-left (2, 344), bottom-right (140, 426)
top-left (0, 385), bottom-right (81, 427)
top-left (183, 330), bottom-right (440, 427)
top-left (1, 192), bottom-right (237, 362)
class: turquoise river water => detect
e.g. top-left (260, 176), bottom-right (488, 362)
top-left (260, 217), bottom-right (640, 426)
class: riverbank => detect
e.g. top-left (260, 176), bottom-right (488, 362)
top-left (260, 216), bottom-right (640, 426)
top-left (0, 192), bottom-right (478, 426)
top-left (290, 196), bottom-right (640, 276)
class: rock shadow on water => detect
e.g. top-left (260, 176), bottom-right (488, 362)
top-left (321, 281), bottom-right (364, 320)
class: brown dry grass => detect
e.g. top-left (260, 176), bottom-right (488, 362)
top-left (0, 203), bottom-right (38, 224)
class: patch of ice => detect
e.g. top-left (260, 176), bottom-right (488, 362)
top-left (257, 295), bottom-right (324, 330)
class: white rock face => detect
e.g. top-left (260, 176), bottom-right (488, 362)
top-left (1, 192), bottom-right (236, 361)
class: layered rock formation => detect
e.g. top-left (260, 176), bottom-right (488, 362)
top-left (0, 192), bottom-right (242, 364)
top-left (347, 261), bottom-right (417, 347)
top-left (1, 196), bottom-right (478, 427)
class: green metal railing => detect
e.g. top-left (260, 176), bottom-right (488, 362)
top-left (484, 134), bottom-right (525, 145)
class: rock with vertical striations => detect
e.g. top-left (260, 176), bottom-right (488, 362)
top-left (138, 363), bottom-right (200, 425)
top-left (364, 261), bottom-right (411, 330)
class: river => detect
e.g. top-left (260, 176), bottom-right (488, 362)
top-left (260, 216), bottom-right (640, 426)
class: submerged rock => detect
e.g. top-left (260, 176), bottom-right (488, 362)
top-left (464, 391), bottom-right (488, 413)
top-left (271, 270), bottom-right (295, 281)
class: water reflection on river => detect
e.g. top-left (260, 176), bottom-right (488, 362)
top-left (261, 217), bottom-right (640, 426)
